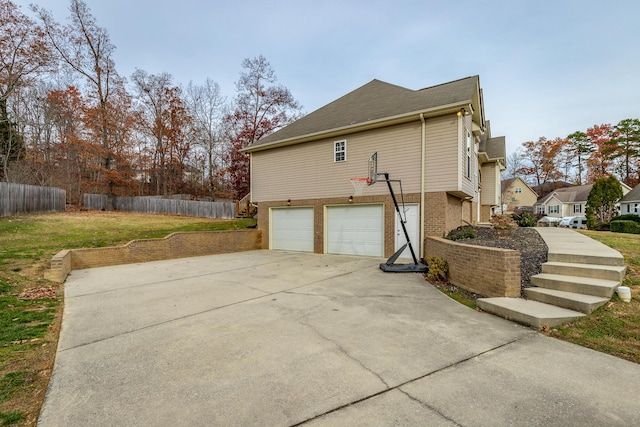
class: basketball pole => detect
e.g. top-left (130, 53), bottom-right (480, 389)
top-left (375, 172), bottom-right (428, 273)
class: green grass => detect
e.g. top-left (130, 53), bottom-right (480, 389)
top-left (0, 411), bottom-right (23, 425)
top-left (545, 230), bottom-right (640, 363)
top-left (0, 211), bottom-right (256, 425)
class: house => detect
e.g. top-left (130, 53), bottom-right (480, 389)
top-left (620, 184), bottom-right (640, 216)
top-left (535, 182), bottom-right (632, 218)
top-left (501, 177), bottom-right (538, 213)
top-left (243, 76), bottom-right (506, 258)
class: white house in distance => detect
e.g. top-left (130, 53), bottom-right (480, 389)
top-left (243, 76), bottom-right (506, 258)
top-left (534, 183), bottom-right (632, 218)
top-left (620, 184), bottom-right (640, 216)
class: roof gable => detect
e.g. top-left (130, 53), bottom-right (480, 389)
top-left (621, 184), bottom-right (640, 202)
top-left (251, 76), bottom-right (480, 148)
top-left (502, 177), bottom-right (538, 196)
top-left (536, 184), bottom-right (592, 205)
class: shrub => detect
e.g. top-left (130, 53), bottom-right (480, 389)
top-left (593, 222), bottom-right (610, 231)
top-left (490, 214), bottom-right (516, 230)
top-left (445, 225), bottom-right (476, 241)
top-left (425, 256), bottom-right (448, 283)
top-left (512, 210), bottom-right (538, 227)
top-left (611, 214), bottom-right (640, 223)
top-left (610, 220), bottom-right (640, 234)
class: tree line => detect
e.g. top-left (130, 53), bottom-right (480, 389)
top-left (505, 119), bottom-right (640, 189)
top-left (0, 0), bottom-right (302, 203)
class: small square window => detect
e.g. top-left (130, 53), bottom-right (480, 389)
top-left (515, 187), bottom-right (522, 194)
top-left (334, 140), bottom-right (346, 162)
top-left (549, 205), bottom-right (559, 214)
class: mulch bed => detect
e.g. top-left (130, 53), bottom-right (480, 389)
top-left (457, 226), bottom-right (548, 291)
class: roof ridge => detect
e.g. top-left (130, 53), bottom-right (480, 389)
top-left (417, 75), bottom-right (479, 92)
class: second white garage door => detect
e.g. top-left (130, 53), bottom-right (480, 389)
top-left (326, 205), bottom-right (384, 256)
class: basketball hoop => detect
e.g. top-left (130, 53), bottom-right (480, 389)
top-left (350, 177), bottom-right (371, 196)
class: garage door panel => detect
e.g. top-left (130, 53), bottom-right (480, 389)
top-left (271, 207), bottom-right (314, 252)
top-left (327, 205), bottom-right (383, 256)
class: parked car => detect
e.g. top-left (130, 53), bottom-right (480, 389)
top-left (537, 216), bottom-right (562, 227)
top-left (559, 216), bottom-right (575, 228)
top-left (570, 216), bottom-right (587, 229)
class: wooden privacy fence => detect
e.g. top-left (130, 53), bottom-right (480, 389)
top-left (84, 194), bottom-right (235, 219)
top-left (0, 183), bottom-right (66, 217)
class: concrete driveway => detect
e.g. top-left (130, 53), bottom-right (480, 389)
top-left (39, 251), bottom-right (640, 426)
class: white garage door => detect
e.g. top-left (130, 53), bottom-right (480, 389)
top-left (271, 207), bottom-right (314, 252)
top-left (326, 205), bottom-right (384, 256)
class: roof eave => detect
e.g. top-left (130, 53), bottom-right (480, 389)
top-left (242, 101), bottom-right (470, 153)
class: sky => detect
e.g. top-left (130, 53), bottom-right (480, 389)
top-left (13, 0), bottom-right (640, 156)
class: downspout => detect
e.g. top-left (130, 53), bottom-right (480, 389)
top-left (420, 113), bottom-right (426, 258)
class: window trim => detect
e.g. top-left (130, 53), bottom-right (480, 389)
top-left (549, 205), bottom-right (559, 214)
top-left (515, 187), bottom-right (522, 194)
top-left (334, 140), bottom-right (346, 163)
top-left (466, 130), bottom-right (471, 179)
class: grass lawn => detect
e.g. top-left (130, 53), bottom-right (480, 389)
top-left (0, 211), bottom-right (256, 426)
top-left (544, 230), bottom-right (640, 364)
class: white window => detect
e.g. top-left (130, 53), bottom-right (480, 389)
top-left (334, 140), bottom-right (346, 162)
top-left (549, 205), bottom-right (559, 214)
top-left (537, 206), bottom-right (545, 214)
top-left (515, 187), bottom-right (522, 194)
top-left (574, 204), bottom-right (582, 213)
top-left (635, 204), bottom-right (639, 213)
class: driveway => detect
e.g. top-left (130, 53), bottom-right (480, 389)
top-left (39, 251), bottom-right (640, 426)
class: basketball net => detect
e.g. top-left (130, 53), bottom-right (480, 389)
top-left (350, 177), bottom-right (370, 196)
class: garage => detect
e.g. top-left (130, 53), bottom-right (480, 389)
top-left (270, 207), bottom-right (314, 252)
top-left (326, 205), bottom-right (384, 256)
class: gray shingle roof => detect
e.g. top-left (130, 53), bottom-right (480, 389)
top-left (252, 76), bottom-right (480, 147)
top-left (484, 136), bottom-right (506, 160)
top-left (536, 184), bottom-right (593, 204)
top-left (621, 184), bottom-right (640, 202)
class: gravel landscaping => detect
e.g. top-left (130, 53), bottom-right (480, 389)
top-left (460, 226), bottom-right (548, 291)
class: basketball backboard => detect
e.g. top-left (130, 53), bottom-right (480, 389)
top-left (368, 152), bottom-right (377, 185)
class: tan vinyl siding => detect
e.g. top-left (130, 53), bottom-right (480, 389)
top-left (480, 163), bottom-right (500, 206)
top-left (424, 115), bottom-right (458, 192)
top-left (252, 122), bottom-right (422, 202)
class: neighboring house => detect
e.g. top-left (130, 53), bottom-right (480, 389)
top-left (243, 76), bottom-right (506, 258)
top-left (535, 182), bottom-right (632, 218)
top-left (620, 184), bottom-right (640, 216)
top-left (501, 177), bottom-right (538, 213)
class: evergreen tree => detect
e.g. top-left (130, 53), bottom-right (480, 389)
top-left (585, 175), bottom-right (623, 229)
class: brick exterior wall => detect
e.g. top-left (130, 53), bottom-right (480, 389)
top-left (425, 236), bottom-right (521, 297)
top-left (259, 191), bottom-right (478, 256)
top-left (44, 229), bottom-right (262, 283)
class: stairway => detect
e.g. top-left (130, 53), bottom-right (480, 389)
top-left (477, 228), bottom-right (626, 329)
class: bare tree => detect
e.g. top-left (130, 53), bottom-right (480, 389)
top-left (0, 0), bottom-right (53, 180)
top-left (185, 78), bottom-right (227, 198)
top-left (224, 55), bottom-right (303, 198)
top-left (34, 0), bottom-right (126, 194)
top-left (504, 149), bottom-right (523, 179)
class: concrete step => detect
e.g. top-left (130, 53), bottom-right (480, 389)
top-left (477, 297), bottom-right (585, 329)
top-left (523, 287), bottom-right (610, 314)
top-left (542, 262), bottom-right (626, 282)
top-left (547, 252), bottom-right (625, 267)
top-left (530, 273), bottom-right (620, 298)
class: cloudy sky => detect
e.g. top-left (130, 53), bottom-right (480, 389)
top-left (14, 0), bottom-right (639, 156)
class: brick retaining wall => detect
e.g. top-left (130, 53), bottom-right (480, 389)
top-left (425, 236), bottom-right (521, 297)
top-left (44, 229), bottom-right (262, 283)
